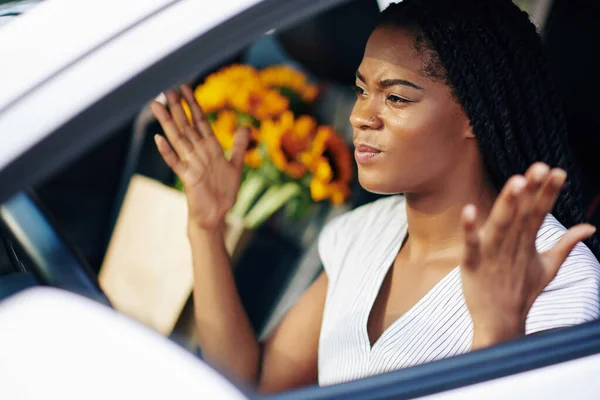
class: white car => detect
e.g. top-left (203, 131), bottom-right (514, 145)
top-left (0, 0), bottom-right (599, 399)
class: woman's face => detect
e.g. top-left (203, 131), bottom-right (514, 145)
top-left (350, 27), bottom-right (476, 195)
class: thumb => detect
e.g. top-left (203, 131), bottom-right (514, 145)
top-left (230, 127), bottom-right (250, 170)
top-left (542, 224), bottom-right (596, 276)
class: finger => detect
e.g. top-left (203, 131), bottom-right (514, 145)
top-left (154, 134), bottom-right (185, 177)
top-left (461, 204), bottom-right (482, 270)
top-left (484, 175), bottom-right (527, 249)
top-left (165, 89), bottom-right (190, 132)
top-left (183, 125), bottom-right (210, 167)
top-left (230, 127), bottom-right (251, 170)
top-left (528, 168), bottom-right (567, 233)
top-left (150, 101), bottom-right (194, 160)
top-left (180, 84), bottom-right (215, 138)
top-left (517, 163), bottom-right (550, 246)
top-left (541, 224), bottom-right (597, 279)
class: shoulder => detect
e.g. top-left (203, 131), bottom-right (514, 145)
top-left (527, 214), bottom-right (600, 333)
top-left (317, 195), bottom-right (405, 284)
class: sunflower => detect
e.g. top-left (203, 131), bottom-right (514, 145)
top-left (261, 111), bottom-right (318, 179)
top-left (204, 110), bottom-right (261, 168)
top-left (305, 126), bottom-right (353, 204)
top-left (258, 65), bottom-right (319, 103)
top-left (193, 65), bottom-right (256, 113)
top-left (244, 131), bottom-right (263, 169)
top-left (211, 109), bottom-right (237, 151)
top-left (229, 84), bottom-right (289, 121)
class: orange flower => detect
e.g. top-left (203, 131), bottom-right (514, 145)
top-left (261, 111), bottom-right (318, 179)
top-left (210, 110), bottom-right (262, 168)
top-left (259, 65), bottom-right (319, 103)
top-left (229, 85), bottom-right (289, 121)
top-left (211, 109), bottom-right (238, 151)
top-left (244, 133), bottom-right (263, 169)
top-left (306, 126), bottom-right (353, 204)
top-left (191, 64), bottom-right (290, 120)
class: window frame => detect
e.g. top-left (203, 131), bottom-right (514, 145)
top-left (0, 0), bottom-right (598, 398)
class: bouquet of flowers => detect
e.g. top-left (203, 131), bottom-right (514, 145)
top-left (178, 64), bottom-right (354, 229)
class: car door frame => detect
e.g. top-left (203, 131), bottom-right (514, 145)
top-left (1, 0), bottom-right (599, 398)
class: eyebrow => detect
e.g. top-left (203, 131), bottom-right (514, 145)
top-left (355, 71), bottom-right (424, 90)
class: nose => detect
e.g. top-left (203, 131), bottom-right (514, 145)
top-left (350, 100), bottom-right (382, 130)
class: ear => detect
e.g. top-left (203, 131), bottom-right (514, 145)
top-left (454, 105), bottom-right (475, 139)
top-left (462, 116), bottom-right (475, 139)
top-left (464, 123), bottom-right (476, 139)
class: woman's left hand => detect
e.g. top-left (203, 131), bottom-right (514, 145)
top-left (460, 162), bottom-right (596, 350)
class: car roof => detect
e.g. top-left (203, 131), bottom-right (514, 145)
top-left (0, 0), bottom-right (179, 112)
top-left (0, 0), bottom-right (264, 195)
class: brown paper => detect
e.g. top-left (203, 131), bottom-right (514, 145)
top-left (99, 174), bottom-right (251, 337)
top-left (99, 175), bottom-right (193, 335)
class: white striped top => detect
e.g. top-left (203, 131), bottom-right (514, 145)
top-left (317, 195), bottom-right (600, 386)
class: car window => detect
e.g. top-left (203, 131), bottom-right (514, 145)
top-left (4, 0), bottom-right (600, 398)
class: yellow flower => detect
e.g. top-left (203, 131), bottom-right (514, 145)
top-left (259, 65), bottom-right (319, 103)
top-left (230, 85), bottom-right (289, 120)
top-left (261, 111), bottom-right (318, 179)
top-left (192, 64), bottom-right (261, 114)
top-left (309, 178), bottom-right (330, 202)
top-left (210, 110), bottom-right (263, 168)
top-left (306, 126), bottom-right (353, 204)
top-left (181, 99), bottom-right (193, 123)
top-left (211, 109), bottom-right (237, 151)
top-left (245, 147), bottom-right (263, 168)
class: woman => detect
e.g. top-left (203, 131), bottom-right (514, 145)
top-left (150, 0), bottom-right (600, 393)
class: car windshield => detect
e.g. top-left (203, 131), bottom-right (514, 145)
top-left (1, 0), bottom-right (599, 397)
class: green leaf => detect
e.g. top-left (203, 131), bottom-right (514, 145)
top-left (278, 87), bottom-right (311, 117)
top-left (174, 177), bottom-right (185, 192)
top-left (284, 192), bottom-right (313, 220)
top-left (207, 112), bottom-right (218, 123)
top-left (236, 110), bottom-right (260, 128)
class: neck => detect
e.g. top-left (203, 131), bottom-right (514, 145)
top-left (403, 168), bottom-right (497, 261)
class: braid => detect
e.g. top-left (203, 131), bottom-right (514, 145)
top-left (378, 0), bottom-right (600, 259)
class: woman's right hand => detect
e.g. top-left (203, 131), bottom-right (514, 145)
top-left (150, 85), bottom-right (250, 230)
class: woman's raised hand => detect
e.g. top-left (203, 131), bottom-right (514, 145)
top-left (150, 85), bottom-right (250, 230)
top-left (459, 162), bottom-right (596, 348)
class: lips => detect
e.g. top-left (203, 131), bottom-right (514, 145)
top-left (354, 143), bottom-right (383, 164)
top-left (355, 144), bottom-right (382, 153)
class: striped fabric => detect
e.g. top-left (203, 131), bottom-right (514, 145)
top-left (317, 195), bottom-right (600, 386)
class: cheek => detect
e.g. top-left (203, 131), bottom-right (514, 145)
top-left (358, 106), bottom-right (465, 193)
top-left (386, 107), bottom-right (457, 164)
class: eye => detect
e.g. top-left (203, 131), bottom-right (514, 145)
top-left (386, 94), bottom-right (411, 104)
top-left (353, 85), bottom-right (366, 97)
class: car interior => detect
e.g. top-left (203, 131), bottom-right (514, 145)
top-left (0, 0), bottom-right (599, 397)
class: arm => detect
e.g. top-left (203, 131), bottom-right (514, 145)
top-left (188, 222), bottom-right (326, 391)
top-left (187, 222), bottom-right (260, 385)
top-left (152, 85), bottom-right (326, 392)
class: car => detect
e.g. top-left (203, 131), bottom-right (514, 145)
top-left (1, 0), bottom-right (600, 399)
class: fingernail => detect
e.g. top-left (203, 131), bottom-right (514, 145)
top-left (534, 162), bottom-right (550, 173)
top-left (513, 177), bottom-right (526, 194)
top-left (533, 163), bottom-right (550, 181)
top-left (585, 224), bottom-right (597, 235)
top-left (154, 134), bottom-right (161, 143)
top-left (464, 204), bottom-right (477, 222)
top-left (554, 169), bottom-right (567, 181)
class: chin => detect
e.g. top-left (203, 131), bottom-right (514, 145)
top-left (357, 169), bottom-right (405, 195)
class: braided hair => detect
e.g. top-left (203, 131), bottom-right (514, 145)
top-left (377, 0), bottom-right (600, 260)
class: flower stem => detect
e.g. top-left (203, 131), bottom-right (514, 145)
top-left (244, 182), bottom-right (302, 229)
top-left (229, 171), bottom-right (267, 219)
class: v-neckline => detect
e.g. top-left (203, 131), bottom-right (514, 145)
top-left (362, 200), bottom-right (460, 354)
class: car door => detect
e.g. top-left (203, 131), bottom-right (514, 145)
top-left (1, 0), bottom-right (600, 399)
